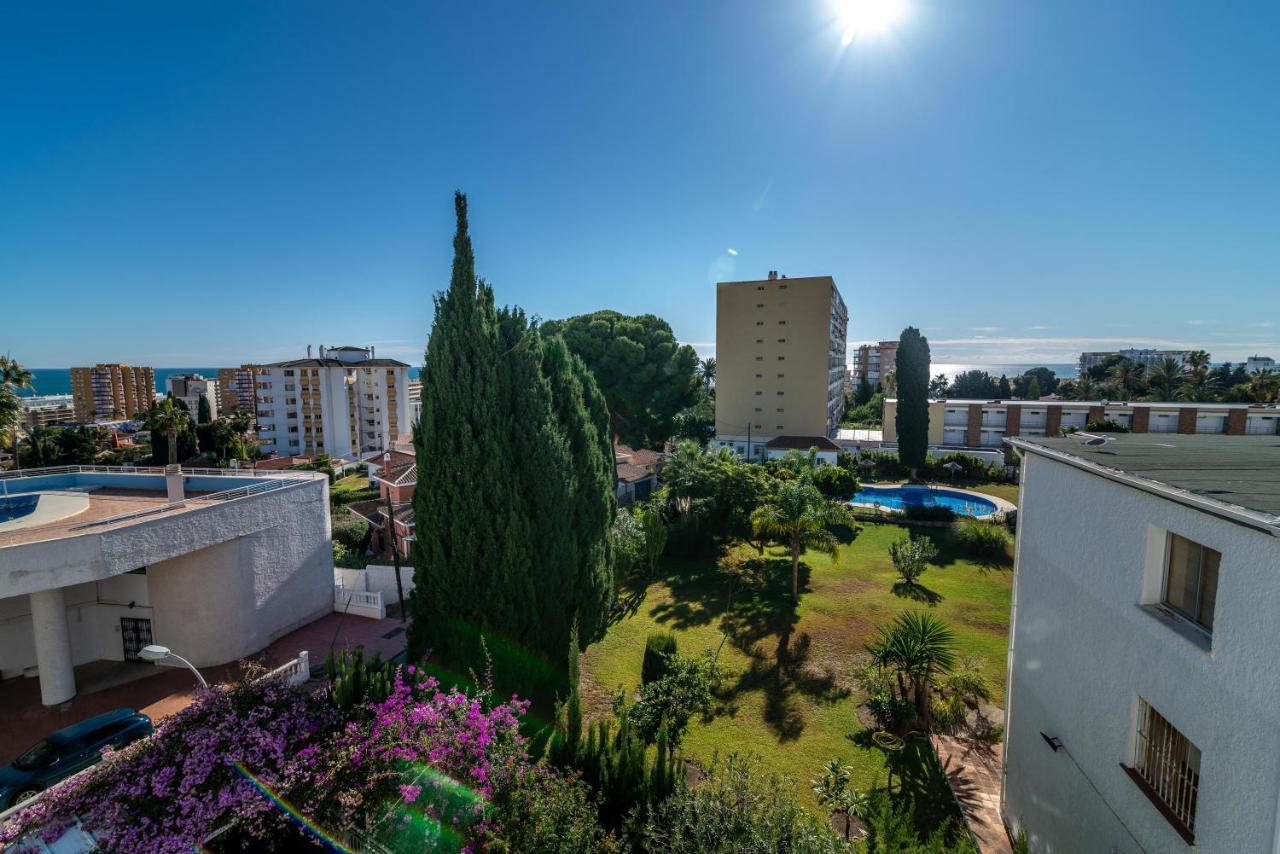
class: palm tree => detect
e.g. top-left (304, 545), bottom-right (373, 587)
top-left (1177, 370), bottom-right (1219, 402)
top-left (1249, 369), bottom-right (1280, 404)
top-left (147, 398), bottom-right (188, 466)
top-left (866, 611), bottom-right (958, 729)
top-left (698, 357), bottom-right (717, 390)
top-left (1108, 359), bottom-right (1145, 399)
top-left (1185, 350), bottom-right (1211, 373)
top-left (22, 427), bottom-right (61, 468)
top-left (1146, 357), bottom-right (1186, 402)
top-left (1071, 375), bottom-right (1099, 401)
top-left (750, 477), bottom-right (849, 600)
top-left (0, 356), bottom-right (34, 467)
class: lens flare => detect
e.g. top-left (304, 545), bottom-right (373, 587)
top-left (227, 758), bottom-right (354, 853)
top-left (836, 0), bottom-right (908, 43)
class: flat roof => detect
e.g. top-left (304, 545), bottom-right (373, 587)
top-left (1011, 434), bottom-right (1280, 523)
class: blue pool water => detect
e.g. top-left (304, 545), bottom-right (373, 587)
top-left (0, 494), bottom-right (40, 524)
top-left (849, 485), bottom-right (997, 518)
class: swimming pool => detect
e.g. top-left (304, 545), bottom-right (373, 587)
top-left (848, 485), bottom-right (998, 518)
top-left (0, 494), bottom-right (40, 524)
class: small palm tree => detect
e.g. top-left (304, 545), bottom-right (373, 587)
top-left (1146, 357), bottom-right (1186, 402)
top-left (812, 758), bottom-right (866, 841)
top-left (750, 477), bottom-right (849, 600)
top-left (866, 611), bottom-right (958, 729)
top-left (698, 357), bottom-right (717, 389)
top-left (147, 398), bottom-right (188, 466)
top-left (0, 356), bottom-right (34, 467)
top-left (1071, 375), bottom-right (1098, 401)
top-left (1249, 369), bottom-right (1280, 404)
top-left (1185, 349), bottom-right (1211, 373)
top-left (1108, 359), bottom-right (1145, 398)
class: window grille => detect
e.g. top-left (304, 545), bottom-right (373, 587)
top-left (1133, 698), bottom-right (1200, 837)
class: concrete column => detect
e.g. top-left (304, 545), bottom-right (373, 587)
top-left (165, 464), bottom-right (185, 503)
top-left (30, 588), bottom-right (76, 706)
top-left (966, 404), bottom-right (983, 447)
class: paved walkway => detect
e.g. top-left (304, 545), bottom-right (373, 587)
top-left (932, 734), bottom-right (1012, 854)
top-left (0, 612), bottom-right (408, 765)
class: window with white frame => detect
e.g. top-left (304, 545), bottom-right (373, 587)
top-left (1130, 698), bottom-right (1200, 841)
top-left (1162, 533), bottom-right (1219, 633)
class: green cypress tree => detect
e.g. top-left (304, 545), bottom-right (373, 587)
top-left (894, 326), bottom-right (931, 481)
top-left (409, 193), bottom-right (508, 660)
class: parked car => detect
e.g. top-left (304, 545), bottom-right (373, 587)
top-left (0, 708), bottom-right (153, 808)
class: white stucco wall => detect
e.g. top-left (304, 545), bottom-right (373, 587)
top-left (1002, 452), bottom-right (1280, 853)
top-left (0, 476), bottom-right (332, 674)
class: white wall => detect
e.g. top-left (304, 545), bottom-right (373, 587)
top-left (1002, 453), bottom-right (1280, 852)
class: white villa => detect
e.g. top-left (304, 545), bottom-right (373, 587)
top-left (1001, 433), bottom-right (1280, 852)
top-left (0, 465), bottom-right (333, 706)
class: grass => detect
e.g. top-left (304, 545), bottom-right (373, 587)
top-left (330, 473), bottom-right (379, 506)
top-left (580, 521), bottom-right (1012, 821)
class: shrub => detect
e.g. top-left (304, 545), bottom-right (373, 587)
top-left (642, 632), bottom-right (678, 685)
top-left (953, 518), bottom-right (1010, 560)
top-left (812, 464), bottom-right (859, 499)
top-left (889, 533), bottom-right (940, 585)
top-left (903, 504), bottom-right (956, 523)
top-left (864, 692), bottom-right (917, 733)
top-left (639, 753), bottom-right (846, 853)
top-left (1086, 418), bottom-right (1130, 433)
top-left (623, 652), bottom-right (716, 745)
top-left (332, 517), bottom-right (369, 551)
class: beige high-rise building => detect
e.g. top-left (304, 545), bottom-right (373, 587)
top-left (218, 365), bottom-right (262, 415)
top-left (850, 340), bottom-right (899, 391)
top-left (714, 273), bottom-right (847, 460)
top-left (70, 364), bottom-right (155, 422)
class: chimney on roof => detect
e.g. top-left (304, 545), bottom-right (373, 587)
top-left (319, 345), bottom-right (326, 358)
top-left (371, 345), bottom-right (376, 358)
top-left (307, 344), bottom-right (312, 358)
top-left (768, 270), bottom-right (778, 280)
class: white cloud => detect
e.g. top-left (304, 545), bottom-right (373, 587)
top-left (726, 248), bottom-right (738, 256)
top-left (971, 326), bottom-right (1001, 333)
top-left (1027, 325), bottom-right (1050, 331)
top-left (1186, 319), bottom-right (1206, 325)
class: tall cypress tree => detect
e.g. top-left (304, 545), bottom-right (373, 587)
top-left (410, 194), bottom-right (615, 667)
top-left (410, 193), bottom-right (509, 659)
top-left (895, 326), bottom-right (931, 480)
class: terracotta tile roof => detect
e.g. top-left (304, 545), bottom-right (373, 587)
top-left (764, 435), bottom-right (841, 452)
top-left (254, 455), bottom-right (310, 470)
top-left (346, 499), bottom-right (415, 528)
top-left (616, 463), bottom-right (655, 484)
top-left (614, 442), bottom-right (663, 468)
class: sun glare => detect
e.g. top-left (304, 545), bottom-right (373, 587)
top-left (837, 0), bottom-right (908, 44)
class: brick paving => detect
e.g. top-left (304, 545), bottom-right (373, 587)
top-left (0, 612), bottom-right (408, 765)
top-left (932, 734), bottom-right (1012, 854)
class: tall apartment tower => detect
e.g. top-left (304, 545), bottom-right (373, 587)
top-left (850, 340), bottom-right (900, 391)
top-left (254, 345), bottom-right (411, 459)
top-left (69, 364), bottom-right (155, 423)
top-left (217, 365), bottom-right (261, 415)
top-left (714, 273), bottom-right (848, 459)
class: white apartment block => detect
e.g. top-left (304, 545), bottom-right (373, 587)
top-left (20, 395), bottom-right (76, 430)
top-left (0, 466), bottom-right (332, 706)
top-left (1078, 348), bottom-right (1191, 373)
top-left (164, 372), bottom-right (219, 423)
top-left (1001, 434), bottom-right (1280, 852)
top-left (255, 345), bottom-right (410, 459)
top-left (1246, 355), bottom-right (1276, 373)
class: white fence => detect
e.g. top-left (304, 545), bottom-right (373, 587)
top-left (335, 565), bottom-right (415, 603)
top-left (258, 650), bottom-right (311, 687)
top-left (334, 585), bottom-right (385, 620)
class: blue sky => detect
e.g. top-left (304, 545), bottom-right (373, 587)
top-left (2, 1), bottom-right (1277, 368)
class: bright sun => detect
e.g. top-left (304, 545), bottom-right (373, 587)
top-left (837, 0), bottom-right (908, 44)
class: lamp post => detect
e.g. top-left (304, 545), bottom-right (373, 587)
top-left (138, 644), bottom-right (209, 689)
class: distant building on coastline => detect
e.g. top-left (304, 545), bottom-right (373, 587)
top-left (850, 340), bottom-right (899, 391)
top-left (1245, 355), bottom-right (1276, 373)
top-left (20, 395), bottom-right (76, 430)
top-left (1078, 348), bottom-right (1190, 374)
top-left (217, 365), bottom-right (262, 416)
top-left (164, 373), bottom-right (218, 423)
top-left (69, 364), bottom-right (155, 423)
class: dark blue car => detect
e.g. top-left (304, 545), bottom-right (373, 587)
top-left (0, 708), bottom-right (153, 808)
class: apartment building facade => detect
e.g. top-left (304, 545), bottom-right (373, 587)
top-left (714, 273), bottom-right (848, 459)
top-left (217, 365), bottom-right (261, 415)
top-left (165, 372), bottom-right (218, 423)
top-left (20, 395), bottom-right (76, 430)
top-left (1246, 355), bottom-right (1276, 373)
top-left (1001, 434), bottom-right (1280, 852)
top-left (882, 398), bottom-right (1280, 453)
top-left (255, 346), bottom-right (410, 459)
top-left (1078, 348), bottom-right (1191, 374)
top-left (69, 364), bottom-right (155, 423)
top-left (850, 340), bottom-right (899, 391)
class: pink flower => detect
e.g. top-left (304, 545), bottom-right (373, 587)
top-left (398, 783), bottom-right (422, 804)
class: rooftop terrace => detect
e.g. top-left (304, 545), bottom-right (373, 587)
top-left (1010, 434), bottom-right (1280, 526)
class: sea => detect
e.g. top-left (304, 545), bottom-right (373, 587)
top-left (14, 364), bottom-right (1071, 398)
top-left (14, 367), bottom-right (426, 398)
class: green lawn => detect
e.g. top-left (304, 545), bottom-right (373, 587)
top-left (331, 473), bottom-right (378, 506)
top-left (580, 521), bottom-right (1012, 819)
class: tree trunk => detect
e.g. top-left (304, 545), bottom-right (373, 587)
top-left (791, 540), bottom-right (801, 600)
top-left (168, 428), bottom-right (178, 465)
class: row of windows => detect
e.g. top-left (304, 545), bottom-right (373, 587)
top-left (754, 356), bottom-right (786, 361)
top-left (754, 373), bottom-right (785, 378)
top-left (753, 391), bottom-right (785, 396)
top-left (753, 408), bottom-right (785, 413)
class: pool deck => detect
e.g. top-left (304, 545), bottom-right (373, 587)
top-left (850, 483), bottom-right (1017, 519)
top-left (0, 489), bottom-right (216, 548)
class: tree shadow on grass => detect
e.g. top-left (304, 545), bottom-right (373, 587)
top-left (891, 580), bottom-right (942, 606)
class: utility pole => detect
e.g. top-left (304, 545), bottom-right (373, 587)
top-left (385, 489), bottom-right (407, 624)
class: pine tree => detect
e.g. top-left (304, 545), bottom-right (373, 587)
top-left (894, 327), bottom-right (931, 480)
top-left (1026, 375), bottom-right (1042, 401)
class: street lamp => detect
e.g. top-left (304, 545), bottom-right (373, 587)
top-left (138, 644), bottom-right (209, 689)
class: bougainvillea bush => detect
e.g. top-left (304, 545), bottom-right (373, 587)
top-left (0, 666), bottom-right (599, 853)
top-left (0, 675), bottom-right (335, 852)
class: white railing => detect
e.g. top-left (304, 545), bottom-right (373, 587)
top-left (67, 475), bottom-right (319, 532)
top-left (334, 585), bottom-right (385, 619)
top-left (257, 650), bottom-right (311, 687)
top-left (0, 464), bottom-right (321, 481)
